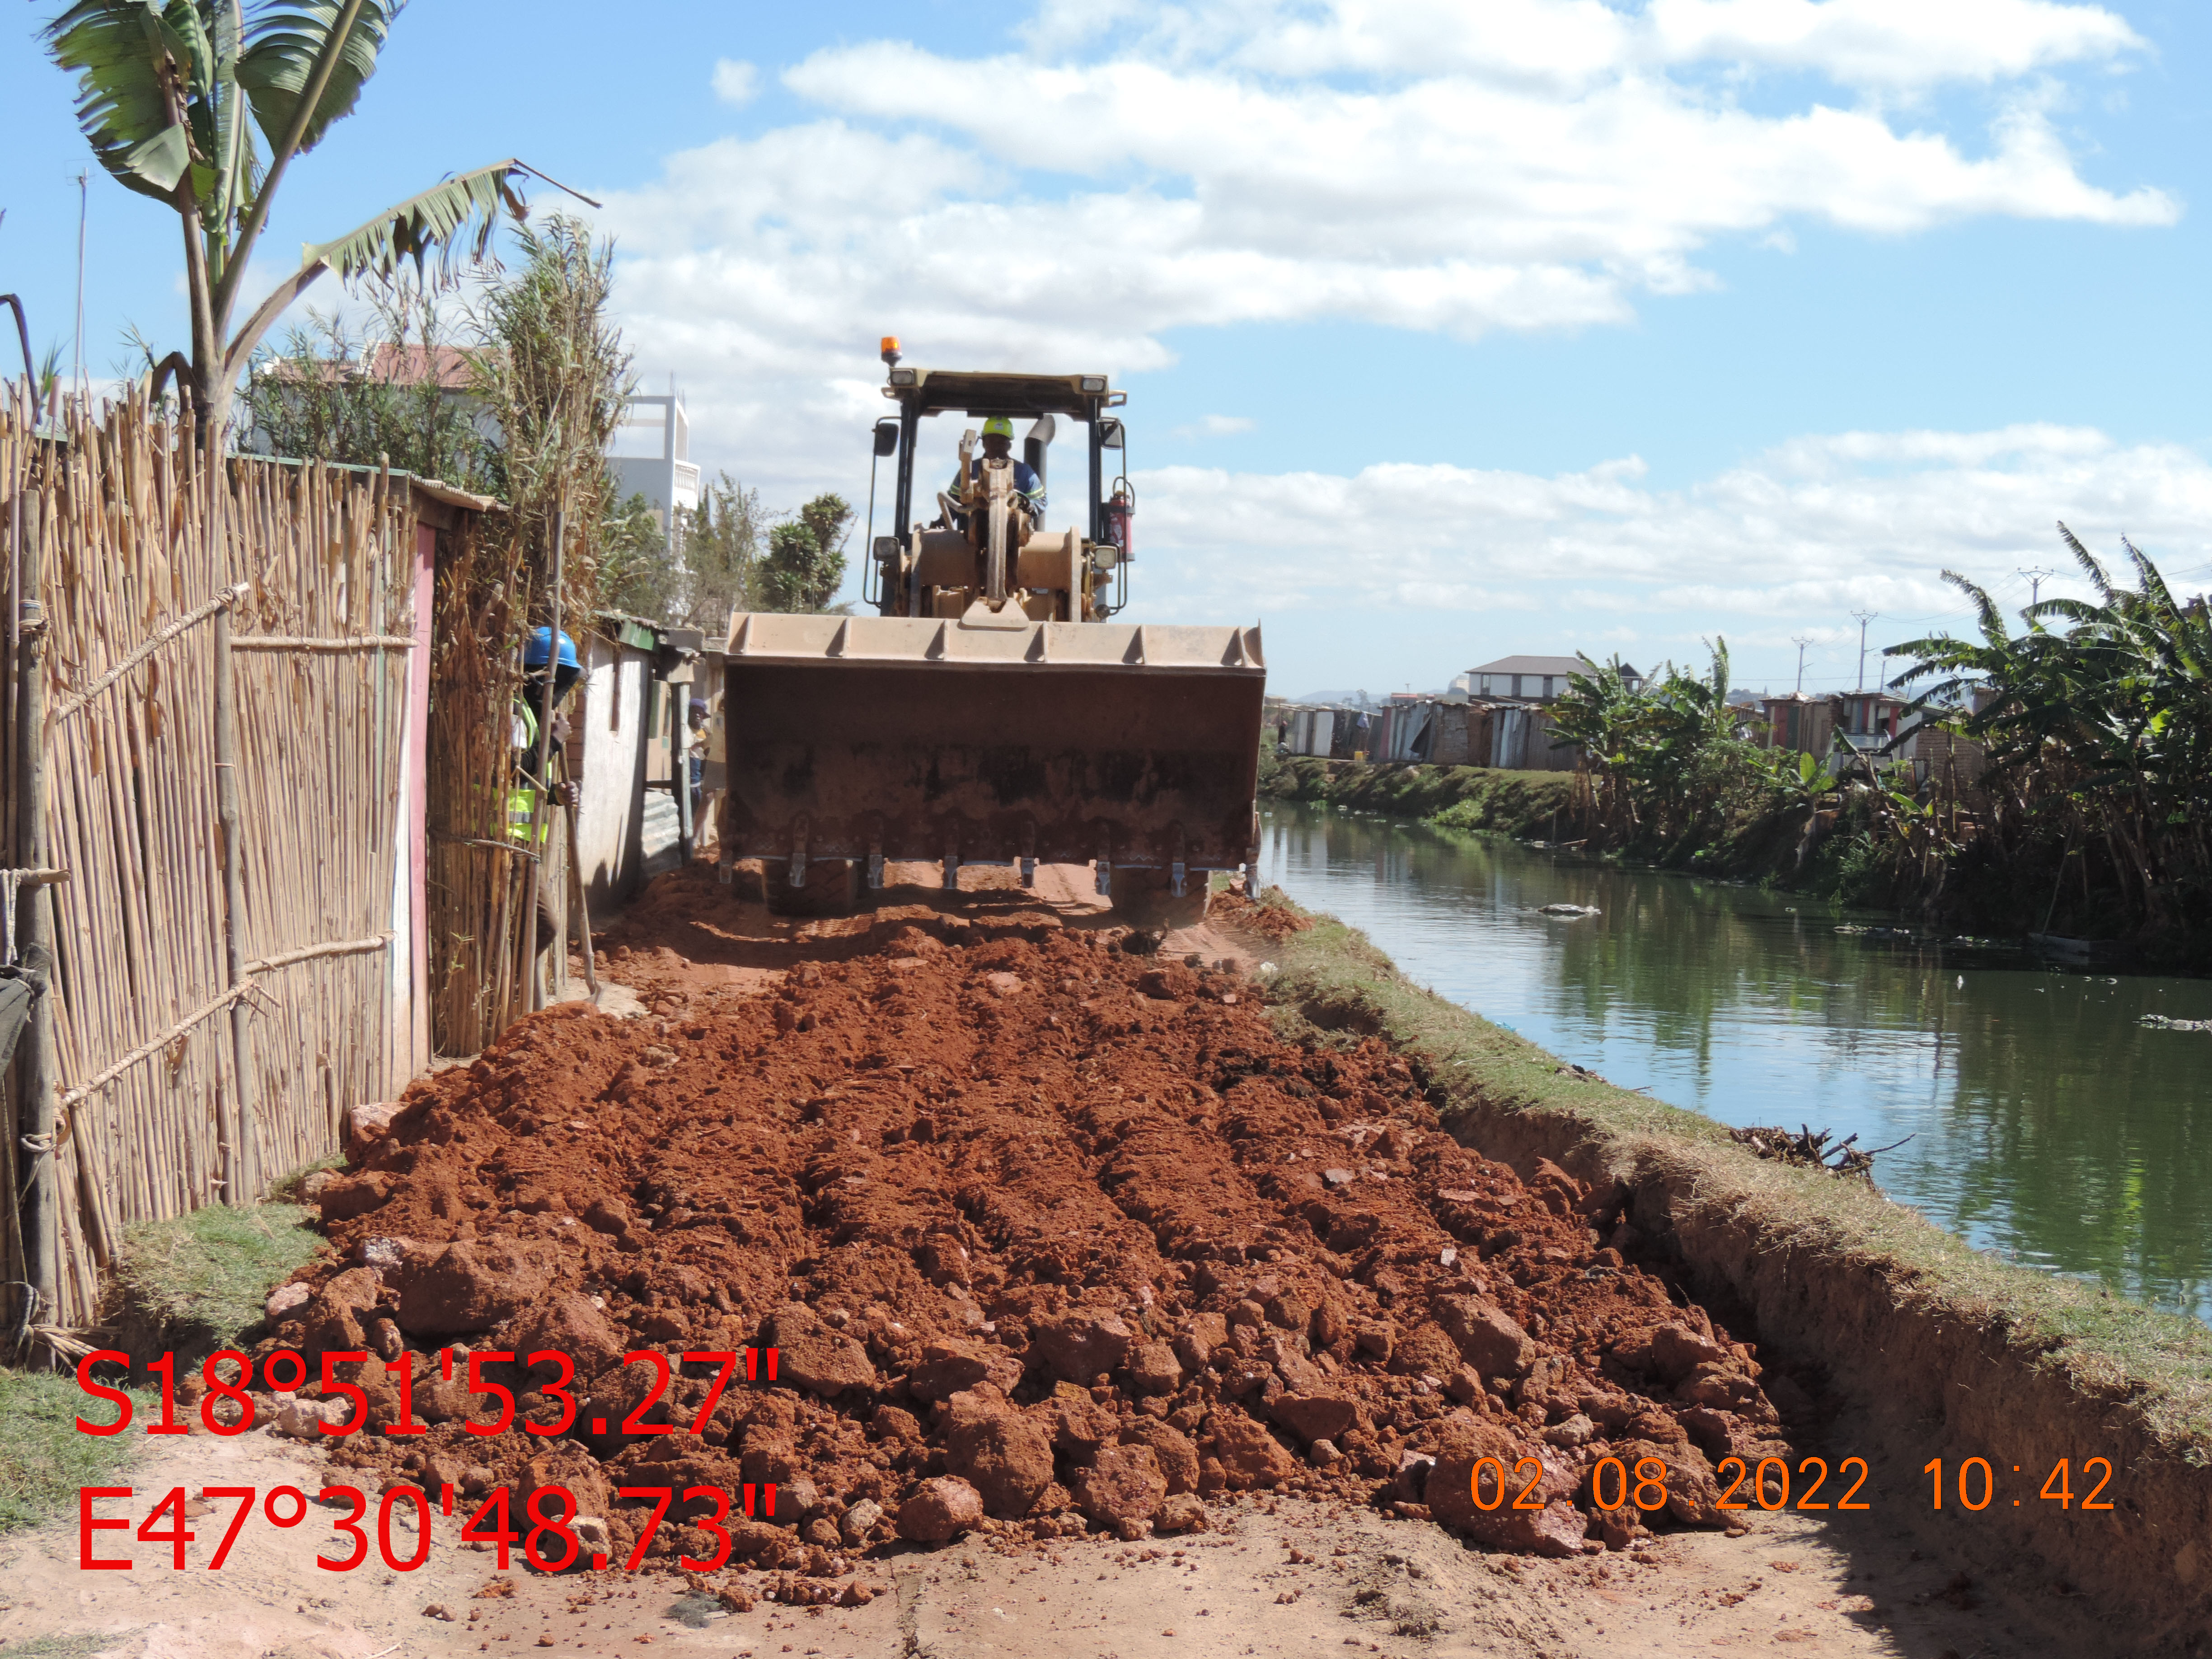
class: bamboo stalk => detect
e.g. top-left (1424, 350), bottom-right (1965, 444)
top-left (49, 584), bottom-right (248, 723)
top-left (0, 388), bottom-right (23, 1329)
top-left (214, 601), bottom-right (254, 1204)
top-left (57, 977), bottom-right (264, 1107)
top-left (245, 932), bottom-right (392, 974)
top-left (230, 634), bottom-right (414, 651)
top-left (15, 484), bottom-right (58, 1331)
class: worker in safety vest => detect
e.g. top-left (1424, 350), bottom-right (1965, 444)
top-left (512, 627), bottom-right (582, 949)
top-left (950, 417), bottom-right (1044, 514)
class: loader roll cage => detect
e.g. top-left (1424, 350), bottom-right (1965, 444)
top-left (875, 369), bottom-right (1128, 608)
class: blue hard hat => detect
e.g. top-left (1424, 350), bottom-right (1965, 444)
top-left (525, 627), bottom-right (579, 670)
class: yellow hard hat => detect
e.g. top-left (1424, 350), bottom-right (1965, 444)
top-left (982, 417), bottom-right (1014, 439)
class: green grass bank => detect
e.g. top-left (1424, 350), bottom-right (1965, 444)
top-left (0, 1199), bottom-right (321, 1536)
top-left (1263, 758), bottom-right (1577, 839)
top-left (1258, 890), bottom-right (2212, 1649)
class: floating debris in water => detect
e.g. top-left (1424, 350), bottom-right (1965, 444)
top-left (2139, 1014), bottom-right (2212, 1032)
top-left (1729, 1123), bottom-right (1912, 1180)
top-left (1538, 903), bottom-right (1601, 917)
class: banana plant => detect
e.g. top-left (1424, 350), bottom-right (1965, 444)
top-left (43, 0), bottom-right (592, 449)
top-left (1762, 745), bottom-right (1826, 808)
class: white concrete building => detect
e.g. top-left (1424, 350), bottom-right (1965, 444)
top-left (609, 393), bottom-right (700, 544)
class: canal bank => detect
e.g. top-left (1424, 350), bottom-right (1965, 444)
top-left (1255, 883), bottom-right (2212, 1650)
top-left (1264, 755), bottom-right (2212, 969)
top-left (1265, 756), bottom-right (1579, 842)
top-left (1258, 801), bottom-right (2212, 1319)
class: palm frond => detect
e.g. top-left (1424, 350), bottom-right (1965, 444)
top-left (303, 159), bottom-right (530, 281)
top-left (2057, 519), bottom-right (2113, 601)
top-left (236, 0), bottom-right (398, 159)
top-left (200, 0), bottom-right (249, 230)
top-left (302, 160), bottom-right (595, 282)
top-left (43, 0), bottom-right (198, 201)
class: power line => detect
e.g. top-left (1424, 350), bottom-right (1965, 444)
top-left (1861, 572), bottom-right (2030, 631)
top-left (2018, 565), bottom-right (2054, 607)
top-left (1791, 634), bottom-right (1814, 694)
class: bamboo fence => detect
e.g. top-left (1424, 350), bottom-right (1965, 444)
top-left (1, 389), bottom-right (419, 1329)
top-left (424, 508), bottom-right (558, 1054)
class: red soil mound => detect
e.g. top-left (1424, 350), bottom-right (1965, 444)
top-left (270, 913), bottom-right (1798, 1581)
top-left (1209, 885), bottom-right (1313, 940)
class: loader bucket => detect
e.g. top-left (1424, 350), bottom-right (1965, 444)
top-left (719, 612), bottom-right (1266, 881)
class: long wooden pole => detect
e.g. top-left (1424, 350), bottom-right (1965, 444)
top-left (521, 506), bottom-right (565, 1012)
top-left (213, 599), bottom-right (257, 1204)
top-left (7, 384), bottom-right (21, 874)
top-left (15, 489), bottom-right (58, 1331)
top-left (563, 773), bottom-right (598, 999)
top-left (676, 693), bottom-right (695, 864)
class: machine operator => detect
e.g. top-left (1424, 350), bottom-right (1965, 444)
top-left (950, 416), bottom-right (1045, 516)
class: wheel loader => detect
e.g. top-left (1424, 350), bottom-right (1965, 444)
top-left (717, 344), bottom-right (1266, 921)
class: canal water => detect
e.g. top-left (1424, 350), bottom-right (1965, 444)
top-left (1257, 801), bottom-right (2212, 1320)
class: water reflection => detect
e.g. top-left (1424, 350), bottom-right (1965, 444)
top-left (1258, 803), bottom-right (2212, 1318)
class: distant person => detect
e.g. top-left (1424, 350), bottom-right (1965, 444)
top-left (686, 698), bottom-right (709, 822)
top-left (511, 627), bottom-right (581, 969)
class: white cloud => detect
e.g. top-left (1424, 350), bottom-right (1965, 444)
top-left (579, 1), bottom-right (2183, 687)
top-left (1024, 0), bottom-right (2142, 90)
top-left (1171, 414), bottom-right (1256, 438)
top-left (599, 4), bottom-right (2168, 478)
top-left (711, 59), bottom-right (759, 104)
top-left (1118, 424), bottom-right (2212, 685)
top-left (1641, 0), bottom-right (2143, 89)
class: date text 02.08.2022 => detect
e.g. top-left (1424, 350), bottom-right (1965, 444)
top-left (1467, 1454), bottom-right (2118, 1515)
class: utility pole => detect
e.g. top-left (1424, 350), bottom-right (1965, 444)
top-left (1792, 635), bottom-right (1814, 694)
top-left (73, 171), bottom-right (89, 397)
top-left (1850, 609), bottom-right (1879, 692)
top-left (2018, 565), bottom-right (2053, 608)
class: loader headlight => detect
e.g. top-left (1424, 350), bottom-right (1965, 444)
top-left (1079, 375), bottom-right (1107, 392)
top-left (889, 368), bottom-right (918, 386)
top-left (873, 536), bottom-right (901, 562)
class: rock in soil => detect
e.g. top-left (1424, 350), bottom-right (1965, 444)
top-left (268, 917), bottom-right (1796, 1571)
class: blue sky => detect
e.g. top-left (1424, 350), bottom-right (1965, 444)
top-left (6, 0), bottom-right (2209, 696)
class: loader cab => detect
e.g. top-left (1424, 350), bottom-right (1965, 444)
top-left (865, 365), bottom-right (1133, 623)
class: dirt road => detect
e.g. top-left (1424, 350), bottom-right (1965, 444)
top-left (0, 865), bottom-right (2097, 1658)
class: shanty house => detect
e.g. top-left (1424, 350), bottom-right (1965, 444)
top-left (569, 614), bottom-right (703, 911)
top-left (1456, 654), bottom-right (1638, 704)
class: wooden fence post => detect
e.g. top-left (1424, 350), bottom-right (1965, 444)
top-left (213, 598), bottom-right (258, 1204)
top-left (14, 489), bottom-right (58, 1329)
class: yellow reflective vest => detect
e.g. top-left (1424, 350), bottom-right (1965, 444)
top-left (508, 701), bottom-right (551, 846)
